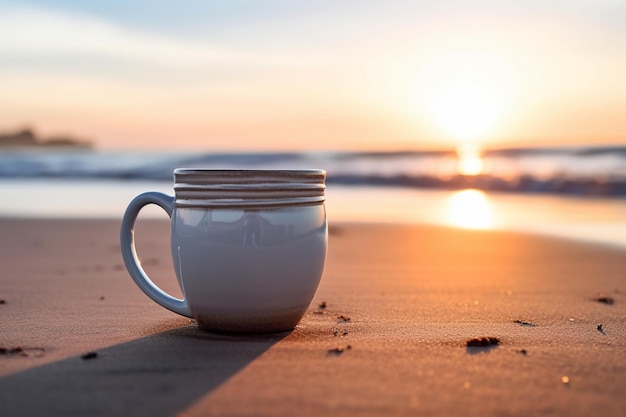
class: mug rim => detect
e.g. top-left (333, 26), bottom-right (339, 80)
top-left (173, 168), bottom-right (326, 209)
top-left (174, 168), bottom-right (325, 175)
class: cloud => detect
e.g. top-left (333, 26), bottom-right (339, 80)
top-left (0, 6), bottom-right (292, 70)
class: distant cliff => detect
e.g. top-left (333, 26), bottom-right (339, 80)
top-left (0, 128), bottom-right (92, 150)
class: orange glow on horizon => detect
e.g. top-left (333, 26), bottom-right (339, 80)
top-left (1, 5), bottom-right (625, 151)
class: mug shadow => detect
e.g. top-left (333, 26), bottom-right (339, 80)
top-left (0, 324), bottom-right (287, 417)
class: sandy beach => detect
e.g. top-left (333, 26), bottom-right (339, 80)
top-left (0, 218), bottom-right (625, 416)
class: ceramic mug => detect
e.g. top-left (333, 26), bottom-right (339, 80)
top-left (120, 169), bottom-right (327, 333)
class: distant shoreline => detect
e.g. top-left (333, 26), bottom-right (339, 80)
top-left (0, 128), bottom-right (92, 150)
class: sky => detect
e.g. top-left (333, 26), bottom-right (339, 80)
top-left (0, 0), bottom-right (625, 151)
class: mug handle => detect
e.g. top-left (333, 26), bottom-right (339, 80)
top-left (120, 192), bottom-right (192, 318)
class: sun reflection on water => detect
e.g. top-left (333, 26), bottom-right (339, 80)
top-left (456, 143), bottom-right (485, 176)
top-left (445, 189), bottom-right (494, 229)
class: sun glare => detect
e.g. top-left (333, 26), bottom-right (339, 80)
top-left (410, 50), bottom-right (519, 146)
top-left (445, 189), bottom-right (494, 229)
top-left (431, 84), bottom-right (498, 141)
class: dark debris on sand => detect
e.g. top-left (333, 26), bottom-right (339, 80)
top-left (327, 345), bottom-right (352, 355)
top-left (312, 301), bottom-right (327, 315)
top-left (514, 319), bottom-right (538, 327)
top-left (0, 299), bottom-right (6, 304)
top-left (81, 351), bottom-right (98, 360)
top-left (337, 315), bottom-right (351, 322)
top-left (0, 346), bottom-right (45, 357)
top-left (466, 337), bottom-right (500, 347)
top-left (0, 346), bottom-right (24, 355)
top-left (596, 296), bottom-right (615, 305)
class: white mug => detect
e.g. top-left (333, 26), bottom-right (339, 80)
top-left (120, 169), bottom-right (327, 333)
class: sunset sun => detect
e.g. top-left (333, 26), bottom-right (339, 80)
top-left (411, 50), bottom-right (519, 148)
top-left (430, 84), bottom-right (499, 141)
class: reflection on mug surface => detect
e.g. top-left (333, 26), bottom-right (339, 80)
top-left (172, 205), bottom-right (327, 332)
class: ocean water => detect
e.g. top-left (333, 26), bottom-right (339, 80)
top-left (1, 146), bottom-right (625, 197)
top-left (0, 146), bottom-right (625, 248)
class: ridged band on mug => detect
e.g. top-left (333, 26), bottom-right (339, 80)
top-left (173, 169), bottom-right (326, 208)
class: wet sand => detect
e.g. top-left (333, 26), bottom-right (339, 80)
top-left (0, 218), bottom-right (624, 416)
